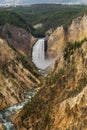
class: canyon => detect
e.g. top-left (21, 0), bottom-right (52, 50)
top-left (0, 36), bottom-right (41, 110)
top-left (11, 15), bottom-right (87, 130)
top-left (0, 12), bottom-right (87, 130)
top-left (0, 31), bottom-right (42, 129)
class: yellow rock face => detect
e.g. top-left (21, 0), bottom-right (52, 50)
top-left (0, 123), bottom-right (4, 130)
top-left (47, 15), bottom-right (87, 59)
top-left (48, 26), bottom-right (67, 59)
top-left (0, 38), bottom-right (40, 110)
top-left (15, 33), bottom-right (87, 130)
top-left (68, 15), bottom-right (87, 43)
top-left (49, 42), bottom-right (87, 130)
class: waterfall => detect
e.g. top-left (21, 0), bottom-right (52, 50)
top-left (33, 39), bottom-right (45, 63)
top-left (32, 38), bottom-right (52, 70)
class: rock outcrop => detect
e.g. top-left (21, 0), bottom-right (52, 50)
top-left (68, 15), bottom-right (87, 43)
top-left (47, 15), bottom-right (87, 58)
top-left (0, 24), bottom-right (36, 58)
top-left (0, 123), bottom-right (3, 130)
top-left (0, 38), bottom-right (40, 110)
top-left (47, 26), bottom-right (67, 59)
top-left (13, 38), bottom-right (87, 130)
top-left (12, 15), bottom-right (87, 130)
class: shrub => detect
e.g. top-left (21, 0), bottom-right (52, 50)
top-left (64, 38), bottom-right (87, 62)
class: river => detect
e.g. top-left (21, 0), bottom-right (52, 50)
top-left (0, 88), bottom-right (37, 130)
top-left (0, 38), bottom-right (51, 130)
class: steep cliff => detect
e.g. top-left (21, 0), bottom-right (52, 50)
top-left (12, 15), bottom-right (87, 130)
top-left (13, 38), bottom-right (87, 130)
top-left (47, 26), bottom-right (67, 71)
top-left (68, 15), bottom-right (87, 43)
top-left (0, 24), bottom-right (36, 58)
top-left (47, 15), bottom-right (87, 58)
top-left (47, 15), bottom-right (87, 72)
top-left (0, 38), bottom-right (40, 110)
top-left (47, 26), bottom-right (67, 59)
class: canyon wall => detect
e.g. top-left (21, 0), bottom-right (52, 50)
top-left (13, 35), bottom-right (87, 130)
top-left (0, 24), bottom-right (36, 58)
top-left (68, 15), bottom-right (87, 43)
top-left (48, 15), bottom-right (87, 58)
top-left (0, 38), bottom-right (40, 110)
top-left (12, 15), bottom-right (87, 130)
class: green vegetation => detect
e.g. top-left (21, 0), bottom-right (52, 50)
top-left (46, 69), bottom-right (65, 86)
top-left (11, 4), bottom-right (87, 35)
top-left (0, 4), bottom-right (87, 37)
top-left (64, 38), bottom-right (87, 62)
top-left (21, 91), bottom-right (51, 130)
top-left (19, 62), bottom-right (87, 130)
top-left (28, 75), bottom-right (37, 83)
top-left (0, 10), bottom-right (30, 32)
top-left (0, 60), bottom-right (16, 78)
top-left (6, 30), bottom-right (13, 38)
top-left (31, 27), bottom-right (45, 38)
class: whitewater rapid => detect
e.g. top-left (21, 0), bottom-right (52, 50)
top-left (32, 38), bottom-right (52, 70)
top-left (0, 88), bottom-right (37, 130)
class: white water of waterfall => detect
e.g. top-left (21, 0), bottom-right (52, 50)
top-left (32, 38), bottom-right (52, 70)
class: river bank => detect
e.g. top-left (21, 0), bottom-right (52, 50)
top-left (0, 88), bottom-right (38, 130)
top-left (0, 38), bottom-right (51, 130)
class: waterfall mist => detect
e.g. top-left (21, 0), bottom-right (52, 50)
top-left (32, 38), bottom-right (52, 70)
